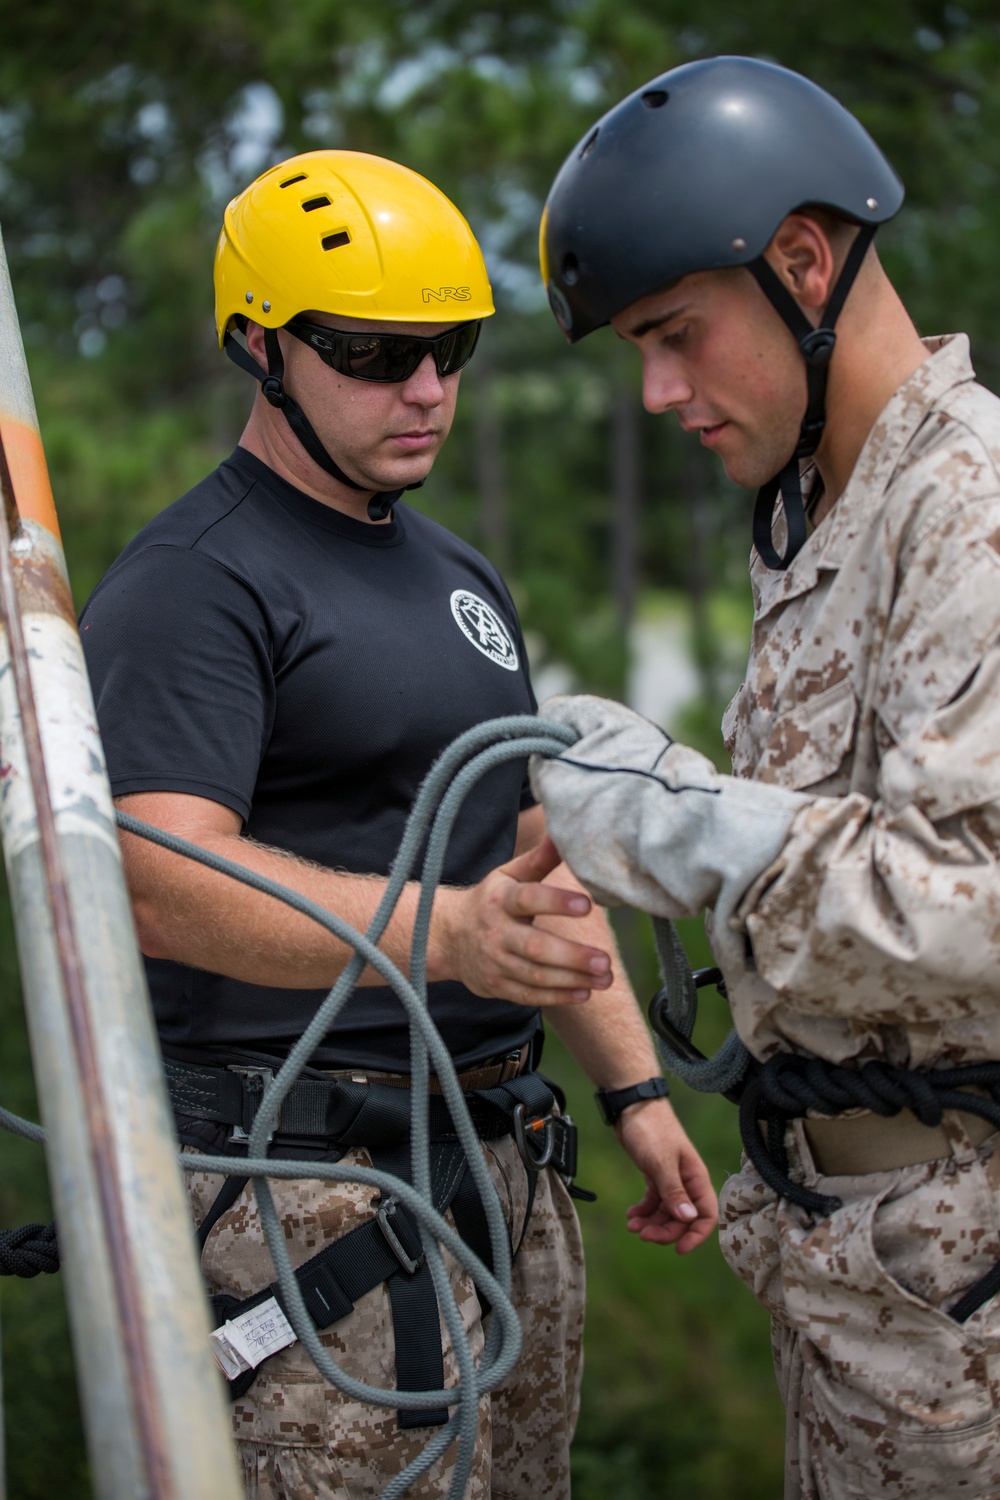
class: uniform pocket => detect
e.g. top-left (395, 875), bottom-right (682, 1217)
top-left (755, 676), bottom-right (857, 791)
top-left (780, 1172), bottom-right (1000, 1498)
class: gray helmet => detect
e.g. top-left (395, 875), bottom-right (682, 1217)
top-left (541, 55), bottom-right (903, 343)
top-left (541, 56), bottom-right (904, 571)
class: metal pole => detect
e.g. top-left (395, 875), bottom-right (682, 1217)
top-left (0, 222), bottom-right (242, 1500)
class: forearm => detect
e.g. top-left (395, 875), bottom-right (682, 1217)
top-left (120, 792), bottom-right (612, 1006)
top-left (538, 867), bottom-right (661, 1088)
top-left (125, 824), bottom-right (451, 989)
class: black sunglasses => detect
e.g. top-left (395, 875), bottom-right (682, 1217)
top-left (284, 317), bottom-right (482, 383)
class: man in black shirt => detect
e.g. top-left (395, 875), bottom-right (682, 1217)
top-left (82, 150), bottom-right (715, 1498)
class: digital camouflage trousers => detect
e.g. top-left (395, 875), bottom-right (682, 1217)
top-left (720, 1117), bottom-right (1000, 1500)
top-left (185, 1135), bottom-right (585, 1500)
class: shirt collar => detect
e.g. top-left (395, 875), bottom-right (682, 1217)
top-left (751, 334), bottom-right (976, 617)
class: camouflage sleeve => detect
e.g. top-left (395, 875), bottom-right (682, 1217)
top-left (742, 490), bottom-right (1000, 1038)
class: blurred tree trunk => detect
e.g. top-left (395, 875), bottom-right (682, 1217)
top-left (611, 380), bottom-right (640, 633)
top-left (472, 353), bottom-right (509, 573)
top-left (685, 443), bottom-right (720, 706)
top-left (610, 380), bottom-right (644, 980)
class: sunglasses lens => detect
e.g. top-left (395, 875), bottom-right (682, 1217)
top-left (295, 320), bottom-right (483, 382)
top-left (435, 321), bottom-right (481, 375)
top-left (343, 335), bottom-right (420, 382)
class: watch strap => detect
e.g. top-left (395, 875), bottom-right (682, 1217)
top-left (594, 1076), bottom-right (669, 1126)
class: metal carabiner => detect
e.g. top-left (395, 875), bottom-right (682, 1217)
top-left (513, 1102), bottom-right (556, 1171)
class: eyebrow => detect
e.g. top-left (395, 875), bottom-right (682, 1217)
top-left (624, 303), bottom-right (693, 340)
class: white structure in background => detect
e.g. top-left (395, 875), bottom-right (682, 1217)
top-left (528, 610), bottom-right (702, 732)
top-left (626, 612), bottom-right (701, 730)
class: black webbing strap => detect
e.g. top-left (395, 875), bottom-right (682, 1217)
top-left (222, 325), bottom-right (407, 519)
top-left (371, 1142), bottom-right (473, 1428)
top-left (197, 1174), bottom-right (250, 1253)
top-left (200, 1072), bottom-right (559, 1418)
top-left (208, 1140), bottom-right (482, 1425)
top-left (164, 1056), bottom-right (555, 1149)
top-left (748, 224), bottom-right (876, 571)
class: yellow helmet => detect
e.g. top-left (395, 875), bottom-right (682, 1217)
top-left (214, 149), bottom-right (494, 345)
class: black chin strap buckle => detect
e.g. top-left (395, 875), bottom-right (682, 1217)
top-left (261, 376), bottom-right (286, 409)
top-left (799, 328), bottom-right (836, 368)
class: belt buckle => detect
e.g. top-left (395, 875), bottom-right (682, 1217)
top-left (376, 1198), bottom-right (424, 1275)
top-left (227, 1066), bottom-right (275, 1147)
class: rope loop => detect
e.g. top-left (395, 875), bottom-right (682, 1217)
top-left (0, 1221), bottom-right (59, 1277)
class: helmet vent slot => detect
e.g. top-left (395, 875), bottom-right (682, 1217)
top-left (641, 89), bottom-right (669, 108)
top-left (322, 231), bottom-right (351, 251)
top-left (302, 195), bottom-right (332, 212)
top-left (280, 173), bottom-right (308, 188)
top-left (579, 129), bottom-right (599, 159)
top-left (561, 252), bottom-right (580, 286)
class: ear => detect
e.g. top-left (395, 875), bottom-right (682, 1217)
top-left (763, 214), bottom-right (835, 312)
top-left (244, 318), bottom-right (267, 361)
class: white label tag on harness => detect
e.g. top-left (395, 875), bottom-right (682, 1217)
top-left (210, 1296), bottom-right (297, 1380)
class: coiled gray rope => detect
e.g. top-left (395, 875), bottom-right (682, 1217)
top-left (1, 714), bottom-right (577, 1500)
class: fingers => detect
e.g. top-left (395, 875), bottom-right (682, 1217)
top-left (626, 1204), bottom-right (717, 1254)
top-left (503, 879), bottom-right (592, 920)
top-left (622, 1141), bottom-right (720, 1254)
top-left (480, 937), bottom-right (612, 1006)
top-left (501, 834), bottom-right (565, 885)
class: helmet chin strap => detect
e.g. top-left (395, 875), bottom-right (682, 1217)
top-left (746, 223), bottom-right (875, 571)
top-left (223, 324), bottom-right (424, 521)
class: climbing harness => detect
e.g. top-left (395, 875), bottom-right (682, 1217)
top-left (166, 1055), bottom-right (574, 1413)
top-left (648, 915), bottom-right (1000, 1325)
top-left (0, 714), bottom-right (595, 1500)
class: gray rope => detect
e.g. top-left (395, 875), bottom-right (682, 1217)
top-left (1, 714), bottom-right (576, 1500)
top-left (651, 916), bottom-right (750, 1096)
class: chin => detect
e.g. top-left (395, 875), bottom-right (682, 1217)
top-left (377, 457), bottom-right (439, 491)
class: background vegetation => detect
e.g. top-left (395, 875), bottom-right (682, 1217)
top-left (2, 1), bottom-right (1000, 1493)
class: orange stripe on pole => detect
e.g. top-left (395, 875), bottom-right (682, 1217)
top-left (0, 416), bottom-right (60, 540)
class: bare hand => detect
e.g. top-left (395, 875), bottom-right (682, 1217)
top-left (434, 836), bottom-right (614, 1006)
top-left (617, 1097), bottom-right (718, 1253)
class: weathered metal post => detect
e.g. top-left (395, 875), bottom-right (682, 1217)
top-left (0, 223), bottom-right (242, 1500)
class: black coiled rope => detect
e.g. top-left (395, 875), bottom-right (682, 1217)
top-left (0, 1221), bottom-right (59, 1277)
top-left (648, 917), bottom-right (1000, 1325)
top-left (739, 1053), bottom-right (1000, 1220)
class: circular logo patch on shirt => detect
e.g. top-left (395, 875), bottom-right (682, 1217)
top-left (450, 590), bottom-right (519, 671)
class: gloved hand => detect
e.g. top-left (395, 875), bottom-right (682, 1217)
top-left (530, 695), bottom-right (807, 934)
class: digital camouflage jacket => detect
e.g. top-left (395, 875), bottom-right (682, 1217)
top-left (725, 334), bottom-right (1000, 1069)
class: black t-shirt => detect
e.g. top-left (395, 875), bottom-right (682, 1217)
top-left (81, 446), bottom-right (541, 1070)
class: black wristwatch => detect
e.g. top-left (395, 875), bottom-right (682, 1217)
top-left (594, 1076), bottom-right (670, 1126)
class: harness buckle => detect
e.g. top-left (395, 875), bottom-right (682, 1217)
top-left (227, 1066), bottom-right (275, 1147)
top-left (512, 1102), bottom-right (555, 1171)
top-left (376, 1198), bottom-right (424, 1275)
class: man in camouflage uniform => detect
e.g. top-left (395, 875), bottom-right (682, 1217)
top-left (531, 56), bottom-right (1000, 1499)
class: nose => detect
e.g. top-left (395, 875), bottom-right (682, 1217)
top-left (640, 353), bottom-right (693, 416)
top-left (401, 351), bottom-right (446, 406)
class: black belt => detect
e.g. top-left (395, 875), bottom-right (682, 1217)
top-left (164, 1055), bottom-right (555, 1149)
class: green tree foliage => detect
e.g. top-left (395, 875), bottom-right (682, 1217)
top-left (1, 3), bottom-right (999, 1494)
